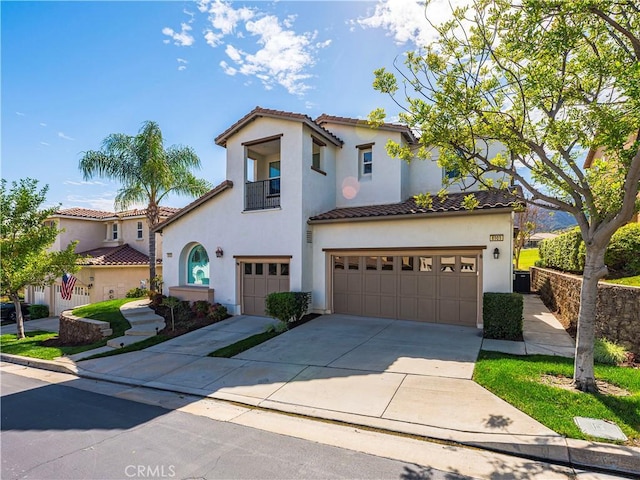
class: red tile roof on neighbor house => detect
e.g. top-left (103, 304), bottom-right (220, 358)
top-left (77, 244), bottom-right (157, 266)
top-left (52, 206), bottom-right (180, 220)
top-left (308, 189), bottom-right (522, 223)
top-left (214, 106), bottom-right (344, 148)
top-left (315, 114), bottom-right (418, 144)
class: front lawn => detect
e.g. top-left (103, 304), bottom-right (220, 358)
top-left (0, 298), bottom-right (138, 360)
top-left (473, 351), bottom-right (640, 445)
top-left (514, 248), bottom-right (539, 270)
top-left (603, 275), bottom-right (640, 287)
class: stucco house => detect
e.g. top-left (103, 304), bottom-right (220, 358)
top-left (25, 207), bottom-right (178, 315)
top-left (154, 107), bottom-right (521, 328)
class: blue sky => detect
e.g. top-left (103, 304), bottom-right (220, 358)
top-left (2, 0), bottom-right (460, 210)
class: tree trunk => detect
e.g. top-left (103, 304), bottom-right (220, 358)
top-left (11, 293), bottom-right (25, 340)
top-left (147, 203), bottom-right (160, 292)
top-left (573, 243), bottom-right (608, 392)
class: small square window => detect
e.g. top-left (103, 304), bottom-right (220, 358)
top-left (280, 264), bottom-right (289, 276)
top-left (419, 257), bottom-right (433, 272)
top-left (348, 257), bottom-right (360, 270)
top-left (255, 263), bottom-right (263, 275)
top-left (366, 256), bottom-right (378, 270)
top-left (244, 263), bottom-right (253, 275)
top-left (269, 263), bottom-right (278, 275)
top-left (381, 256), bottom-right (394, 271)
top-left (334, 256), bottom-right (345, 270)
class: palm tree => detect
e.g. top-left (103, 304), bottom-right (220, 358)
top-left (79, 121), bottom-right (211, 290)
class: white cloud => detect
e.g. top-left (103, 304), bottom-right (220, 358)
top-left (169, 1), bottom-right (330, 96)
top-left (64, 180), bottom-right (108, 186)
top-left (177, 58), bottom-right (188, 71)
top-left (178, 65), bottom-right (187, 71)
top-left (199, 0), bottom-right (254, 39)
top-left (65, 193), bottom-right (116, 211)
top-left (177, 58), bottom-right (188, 64)
top-left (40, 142), bottom-right (50, 146)
top-left (357, 0), bottom-right (470, 47)
top-left (40, 122), bottom-right (47, 127)
top-left (58, 132), bottom-right (75, 141)
top-left (16, 111), bottom-right (25, 116)
top-left (162, 22), bottom-right (195, 47)
top-left (223, 14), bottom-right (328, 96)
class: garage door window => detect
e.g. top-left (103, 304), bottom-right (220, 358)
top-left (381, 256), bottom-right (394, 271)
top-left (334, 256), bottom-right (345, 270)
top-left (366, 256), bottom-right (378, 270)
top-left (419, 257), bottom-right (433, 272)
top-left (348, 257), bottom-right (360, 270)
top-left (401, 256), bottom-right (414, 271)
top-left (441, 256), bottom-right (456, 273)
top-left (461, 256), bottom-right (477, 272)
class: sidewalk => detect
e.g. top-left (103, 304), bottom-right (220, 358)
top-left (2, 295), bottom-right (638, 477)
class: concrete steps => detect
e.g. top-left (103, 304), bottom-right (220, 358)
top-left (103, 300), bottom-right (165, 350)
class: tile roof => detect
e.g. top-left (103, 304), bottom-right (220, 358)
top-left (77, 244), bottom-right (157, 266)
top-left (315, 114), bottom-right (417, 144)
top-left (308, 189), bottom-right (522, 223)
top-left (54, 208), bottom-right (114, 219)
top-left (214, 106), bottom-right (343, 148)
top-left (153, 180), bottom-right (234, 233)
top-left (53, 206), bottom-right (180, 220)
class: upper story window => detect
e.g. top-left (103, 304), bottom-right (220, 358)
top-left (311, 137), bottom-right (325, 172)
top-left (357, 143), bottom-right (374, 178)
top-left (112, 223), bottom-right (119, 240)
top-left (187, 244), bottom-right (210, 285)
top-left (137, 221), bottom-right (144, 239)
top-left (269, 161), bottom-right (281, 195)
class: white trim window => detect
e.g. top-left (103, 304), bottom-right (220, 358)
top-left (357, 143), bottom-right (374, 177)
top-left (112, 223), bottom-right (119, 240)
top-left (137, 221), bottom-right (144, 239)
top-left (268, 160), bottom-right (281, 195)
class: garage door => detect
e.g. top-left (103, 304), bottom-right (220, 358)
top-left (333, 254), bottom-right (479, 327)
top-left (242, 262), bottom-right (290, 316)
top-left (54, 284), bottom-right (91, 316)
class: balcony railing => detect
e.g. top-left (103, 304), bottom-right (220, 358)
top-left (245, 179), bottom-right (281, 211)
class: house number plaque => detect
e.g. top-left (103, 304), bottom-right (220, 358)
top-left (490, 234), bottom-right (504, 242)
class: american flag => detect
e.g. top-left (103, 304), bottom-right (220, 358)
top-left (61, 273), bottom-right (77, 300)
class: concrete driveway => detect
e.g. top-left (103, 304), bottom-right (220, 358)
top-left (74, 312), bottom-right (557, 445)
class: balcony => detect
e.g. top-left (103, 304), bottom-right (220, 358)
top-left (245, 179), bottom-right (281, 211)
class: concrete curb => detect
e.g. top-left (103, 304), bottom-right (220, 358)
top-left (1, 353), bottom-right (78, 376)
top-left (3, 354), bottom-right (638, 477)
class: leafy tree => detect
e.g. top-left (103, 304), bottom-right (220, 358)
top-left (0, 179), bottom-right (80, 339)
top-left (79, 121), bottom-right (211, 290)
top-left (371, 0), bottom-right (640, 391)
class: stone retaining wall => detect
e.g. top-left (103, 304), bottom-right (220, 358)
top-left (531, 267), bottom-right (640, 355)
top-left (59, 311), bottom-right (113, 345)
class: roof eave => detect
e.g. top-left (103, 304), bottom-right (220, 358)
top-left (308, 206), bottom-right (516, 225)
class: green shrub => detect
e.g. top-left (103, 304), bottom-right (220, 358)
top-left (126, 287), bottom-right (149, 298)
top-left (594, 338), bottom-right (628, 365)
top-left (605, 223), bottom-right (640, 276)
top-left (207, 303), bottom-right (229, 322)
top-left (191, 300), bottom-right (211, 318)
top-left (265, 291), bottom-right (311, 326)
top-left (538, 227), bottom-right (584, 273)
top-left (483, 292), bottom-right (523, 340)
top-left (28, 304), bottom-right (49, 319)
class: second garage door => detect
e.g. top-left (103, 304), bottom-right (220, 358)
top-left (333, 253), bottom-right (479, 327)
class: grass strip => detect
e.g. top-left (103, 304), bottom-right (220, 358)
top-left (80, 335), bottom-right (171, 361)
top-left (603, 275), bottom-right (640, 287)
top-left (473, 350), bottom-right (640, 443)
top-left (1, 331), bottom-right (61, 360)
top-left (209, 330), bottom-right (280, 358)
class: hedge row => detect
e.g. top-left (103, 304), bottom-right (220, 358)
top-left (483, 292), bottom-right (523, 340)
top-left (537, 223), bottom-right (640, 276)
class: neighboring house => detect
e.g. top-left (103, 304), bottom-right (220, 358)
top-left (154, 107), bottom-right (520, 328)
top-left (25, 207), bottom-right (178, 315)
top-left (526, 232), bottom-right (559, 248)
